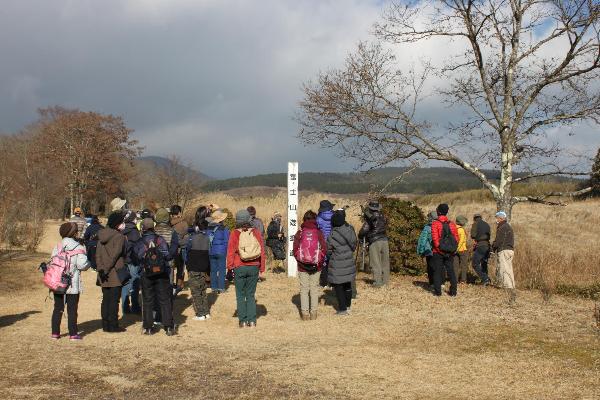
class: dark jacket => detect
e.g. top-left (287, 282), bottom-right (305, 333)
top-left (134, 232), bottom-right (170, 276)
top-left (293, 220), bottom-right (327, 273)
top-left (266, 219), bottom-right (286, 260)
top-left (471, 218), bottom-right (491, 246)
top-left (493, 221), bottom-right (514, 252)
top-left (207, 223), bottom-right (230, 256)
top-left (170, 216), bottom-right (189, 250)
top-left (184, 228), bottom-right (211, 273)
top-left (358, 211), bottom-right (388, 245)
top-left (327, 223), bottom-right (358, 284)
top-left (83, 222), bottom-right (103, 269)
top-left (96, 228), bottom-right (127, 288)
top-left (154, 222), bottom-right (179, 260)
top-left (122, 222), bottom-right (142, 265)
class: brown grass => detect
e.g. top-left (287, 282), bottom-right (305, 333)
top-left (1, 251), bottom-right (599, 399)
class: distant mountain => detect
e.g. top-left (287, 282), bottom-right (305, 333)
top-left (201, 167), bottom-right (579, 194)
top-left (137, 156), bottom-right (212, 182)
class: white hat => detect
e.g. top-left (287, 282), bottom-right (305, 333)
top-left (110, 197), bottom-right (127, 212)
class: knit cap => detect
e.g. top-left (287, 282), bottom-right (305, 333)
top-left (331, 209), bottom-right (346, 227)
top-left (155, 208), bottom-right (170, 224)
top-left (59, 222), bottom-right (78, 238)
top-left (236, 209), bottom-right (252, 226)
top-left (456, 215), bottom-right (468, 226)
top-left (427, 211), bottom-right (438, 222)
top-left (495, 211), bottom-right (507, 219)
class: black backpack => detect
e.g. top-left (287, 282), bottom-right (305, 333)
top-left (439, 221), bottom-right (458, 254)
top-left (143, 237), bottom-right (167, 277)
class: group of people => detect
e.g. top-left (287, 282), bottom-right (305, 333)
top-left (417, 203), bottom-right (516, 302)
top-left (45, 198), bottom-right (513, 340)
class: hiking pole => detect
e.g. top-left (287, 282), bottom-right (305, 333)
top-left (361, 237), bottom-right (366, 272)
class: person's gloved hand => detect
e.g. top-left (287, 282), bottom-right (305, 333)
top-left (98, 270), bottom-right (109, 282)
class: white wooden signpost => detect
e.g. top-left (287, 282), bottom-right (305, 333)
top-left (287, 162), bottom-right (299, 277)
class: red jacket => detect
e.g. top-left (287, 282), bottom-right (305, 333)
top-left (226, 228), bottom-right (266, 273)
top-left (431, 216), bottom-right (459, 254)
top-left (292, 220), bottom-right (327, 273)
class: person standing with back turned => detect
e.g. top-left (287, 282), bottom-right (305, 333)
top-left (471, 213), bottom-right (492, 285)
top-left (227, 209), bottom-right (266, 328)
top-left (431, 204), bottom-right (460, 297)
top-left (358, 201), bottom-right (390, 288)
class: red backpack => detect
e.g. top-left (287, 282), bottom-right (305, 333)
top-left (294, 228), bottom-right (323, 268)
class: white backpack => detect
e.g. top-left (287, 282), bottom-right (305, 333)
top-left (237, 229), bottom-right (261, 261)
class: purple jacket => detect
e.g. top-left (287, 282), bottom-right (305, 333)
top-left (317, 210), bottom-right (334, 239)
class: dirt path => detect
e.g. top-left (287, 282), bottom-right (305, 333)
top-left (0, 253), bottom-right (599, 400)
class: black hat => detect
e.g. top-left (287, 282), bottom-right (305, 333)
top-left (331, 209), bottom-right (346, 227)
top-left (107, 211), bottom-right (125, 229)
top-left (436, 203), bottom-right (449, 216)
top-left (318, 200), bottom-right (335, 213)
top-left (368, 201), bottom-right (382, 211)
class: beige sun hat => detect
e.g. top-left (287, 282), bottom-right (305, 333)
top-left (207, 209), bottom-right (228, 224)
top-left (110, 197), bottom-right (127, 212)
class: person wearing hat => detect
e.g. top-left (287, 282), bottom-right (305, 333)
top-left (49, 222), bottom-right (90, 340)
top-left (69, 207), bottom-right (87, 241)
top-left (430, 204), bottom-right (460, 297)
top-left (110, 197), bottom-right (127, 212)
top-left (417, 210), bottom-right (438, 288)
top-left (471, 213), bottom-right (492, 285)
top-left (247, 206), bottom-right (265, 241)
top-left (317, 200), bottom-right (335, 287)
top-left (134, 218), bottom-right (176, 335)
top-left (454, 215), bottom-right (469, 284)
top-left (492, 211), bottom-right (516, 303)
top-left (266, 212), bottom-right (286, 273)
top-left (120, 210), bottom-right (142, 314)
top-left (154, 208), bottom-right (179, 260)
top-left (207, 209), bottom-right (230, 294)
top-left (358, 200), bottom-right (390, 287)
top-left (96, 211), bottom-right (128, 333)
top-left (170, 205), bottom-right (189, 293)
top-left (226, 209), bottom-right (266, 328)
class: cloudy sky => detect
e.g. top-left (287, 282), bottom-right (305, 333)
top-left (1, 0), bottom-right (597, 178)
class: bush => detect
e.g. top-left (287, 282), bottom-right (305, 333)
top-left (377, 197), bottom-right (426, 275)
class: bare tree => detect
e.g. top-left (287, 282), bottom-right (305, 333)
top-left (156, 155), bottom-right (202, 211)
top-left (298, 0), bottom-right (600, 219)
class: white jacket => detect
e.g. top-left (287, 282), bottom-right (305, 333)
top-left (51, 238), bottom-right (90, 294)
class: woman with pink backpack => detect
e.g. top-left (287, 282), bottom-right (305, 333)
top-left (293, 210), bottom-right (326, 321)
top-left (49, 222), bottom-right (90, 340)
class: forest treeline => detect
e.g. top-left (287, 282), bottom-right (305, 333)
top-left (201, 167), bottom-right (581, 194)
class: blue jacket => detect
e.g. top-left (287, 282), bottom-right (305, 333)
top-left (416, 224), bottom-right (433, 257)
top-left (133, 232), bottom-right (171, 275)
top-left (317, 210), bottom-right (334, 239)
top-left (207, 223), bottom-right (229, 256)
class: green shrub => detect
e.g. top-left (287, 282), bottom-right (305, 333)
top-left (377, 197), bottom-right (426, 275)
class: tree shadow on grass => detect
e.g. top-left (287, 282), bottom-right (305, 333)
top-left (0, 311), bottom-right (41, 329)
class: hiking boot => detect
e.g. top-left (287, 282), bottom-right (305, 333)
top-left (108, 326), bottom-right (126, 333)
top-left (239, 321), bottom-right (247, 328)
top-left (248, 321), bottom-right (257, 328)
top-left (165, 327), bottom-right (176, 336)
top-left (193, 315), bottom-right (208, 321)
top-left (51, 333), bottom-right (60, 340)
top-left (335, 310), bottom-right (349, 316)
top-left (310, 311), bottom-right (318, 320)
top-left (301, 312), bottom-right (310, 321)
top-left (142, 328), bottom-right (154, 335)
top-left (69, 335), bottom-right (83, 341)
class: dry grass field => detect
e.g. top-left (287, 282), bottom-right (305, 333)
top-left (1, 192), bottom-right (599, 399)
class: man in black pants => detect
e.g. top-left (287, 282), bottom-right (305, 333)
top-left (135, 218), bottom-right (176, 336)
top-left (471, 213), bottom-right (491, 285)
top-left (430, 204), bottom-right (460, 297)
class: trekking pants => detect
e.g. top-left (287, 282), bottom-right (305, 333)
top-left (472, 244), bottom-right (490, 284)
top-left (333, 282), bottom-right (352, 312)
top-left (425, 256), bottom-right (434, 286)
top-left (432, 253), bottom-right (457, 296)
top-left (101, 286), bottom-right (121, 331)
top-left (496, 250), bottom-right (515, 289)
top-left (188, 271), bottom-right (210, 317)
top-left (141, 274), bottom-right (173, 330)
top-left (52, 293), bottom-right (79, 336)
top-left (298, 271), bottom-right (321, 313)
top-left (234, 266), bottom-right (259, 323)
top-left (370, 239), bottom-right (390, 286)
top-left (453, 251), bottom-right (469, 283)
top-left (210, 254), bottom-right (227, 291)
